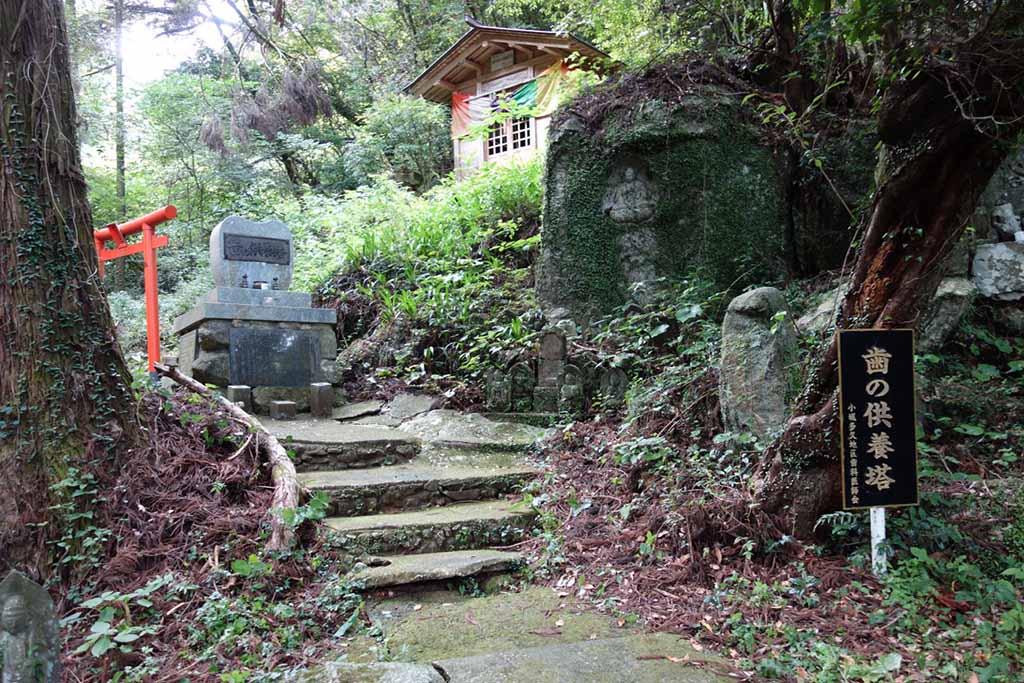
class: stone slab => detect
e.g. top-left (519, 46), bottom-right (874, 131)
top-left (387, 394), bottom-right (440, 421)
top-left (435, 633), bottom-right (733, 683)
top-left (210, 216), bottom-right (295, 290)
top-left (398, 410), bottom-right (550, 452)
top-left (230, 328), bottom-right (322, 388)
top-left (173, 302), bottom-right (336, 334)
top-left (416, 446), bottom-right (536, 470)
top-left (265, 417), bottom-right (421, 472)
top-left (334, 401), bottom-right (385, 421)
top-left (204, 287), bottom-right (312, 308)
top-left (353, 415), bottom-right (404, 428)
top-left (325, 500), bottom-right (535, 555)
top-left (283, 661), bottom-right (444, 683)
top-left (349, 550), bottom-right (524, 589)
top-left (297, 463), bottom-right (538, 516)
top-left (372, 586), bottom-right (638, 664)
top-left (482, 413), bottom-right (558, 428)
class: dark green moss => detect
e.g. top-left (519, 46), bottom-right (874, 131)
top-left (541, 96), bottom-right (785, 316)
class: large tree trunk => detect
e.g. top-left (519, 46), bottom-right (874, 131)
top-left (0, 0), bottom-right (139, 580)
top-left (756, 49), bottom-right (1024, 536)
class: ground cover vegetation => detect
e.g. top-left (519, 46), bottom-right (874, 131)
top-left (2, 0), bottom-right (1023, 681)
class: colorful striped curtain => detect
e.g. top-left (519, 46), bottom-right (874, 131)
top-left (450, 60), bottom-right (569, 138)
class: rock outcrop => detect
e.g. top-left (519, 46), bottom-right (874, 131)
top-left (536, 70), bottom-right (876, 320)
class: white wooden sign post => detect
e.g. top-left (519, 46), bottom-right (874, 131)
top-left (870, 507), bottom-right (887, 575)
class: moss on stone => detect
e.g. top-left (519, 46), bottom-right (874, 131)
top-left (376, 586), bottom-right (639, 663)
top-left (539, 95), bottom-right (786, 318)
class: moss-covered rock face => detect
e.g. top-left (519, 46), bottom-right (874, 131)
top-left (538, 84), bottom-right (878, 319)
top-left (538, 93), bottom-right (787, 318)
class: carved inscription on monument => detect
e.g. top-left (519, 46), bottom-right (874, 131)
top-left (229, 328), bottom-right (320, 387)
top-left (223, 235), bottom-right (291, 265)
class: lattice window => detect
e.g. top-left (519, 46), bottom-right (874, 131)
top-left (510, 117), bottom-right (532, 150)
top-left (487, 122), bottom-right (509, 157)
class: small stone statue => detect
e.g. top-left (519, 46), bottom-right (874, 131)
top-left (0, 572), bottom-right (60, 683)
top-left (603, 166), bottom-right (657, 224)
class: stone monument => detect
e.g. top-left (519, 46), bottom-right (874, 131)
top-left (0, 571), bottom-right (60, 683)
top-left (174, 217), bottom-right (337, 412)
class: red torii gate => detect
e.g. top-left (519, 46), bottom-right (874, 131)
top-left (94, 206), bottom-right (177, 379)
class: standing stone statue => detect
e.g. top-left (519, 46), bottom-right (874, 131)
top-left (484, 369), bottom-right (512, 412)
top-left (509, 363), bottom-right (535, 413)
top-left (0, 572), bottom-right (60, 683)
top-left (598, 367), bottom-right (629, 408)
top-left (719, 287), bottom-right (799, 439)
top-left (559, 364), bottom-right (585, 415)
top-left (602, 165), bottom-right (660, 299)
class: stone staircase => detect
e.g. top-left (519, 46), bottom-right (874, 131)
top-left (265, 400), bottom-right (733, 682)
top-left (264, 405), bottom-right (544, 589)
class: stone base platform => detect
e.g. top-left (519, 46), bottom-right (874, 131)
top-left (174, 287), bottom-right (337, 411)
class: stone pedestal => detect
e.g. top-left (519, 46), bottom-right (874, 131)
top-left (175, 287), bottom-right (337, 413)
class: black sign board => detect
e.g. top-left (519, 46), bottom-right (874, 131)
top-left (838, 329), bottom-right (919, 509)
top-left (223, 235), bottom-right (290, 265)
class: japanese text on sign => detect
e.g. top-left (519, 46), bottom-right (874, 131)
top-left (838, 330), bottom-right (918, 509)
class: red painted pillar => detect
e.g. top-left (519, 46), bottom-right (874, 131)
top-left (141, 222), bottom-right (161, 377)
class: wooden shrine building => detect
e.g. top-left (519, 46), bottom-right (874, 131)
top-left (406, 18), bottom-right (609, 176)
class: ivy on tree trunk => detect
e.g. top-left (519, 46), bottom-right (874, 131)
top-left (755, 28), bottom-right (1024, 536)
top-left (0, 0), bottom-right (139, 580)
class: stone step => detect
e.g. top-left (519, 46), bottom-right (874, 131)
top-left (264, 417), bottom-right (421, 472)
top-left (434, 633), bottom-right (733, 683)
top-left (283, 661), bottom-right (443, 683)
top-left (325, 500), bottom-right (536, 555)
top-left (350, 549), bottom-right (524, 589)
top-left (397, 410), bottom-right (550, 452)
top-left (298, 463), bottom-right (538, 517)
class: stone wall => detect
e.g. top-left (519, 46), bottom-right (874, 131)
top-left (536, 81), bottom-right (876, 320)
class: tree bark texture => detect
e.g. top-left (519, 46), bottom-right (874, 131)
top-left (756, 43), bottom-right (1024, 537)
top-left (0, 0), bottom-right (138, 579)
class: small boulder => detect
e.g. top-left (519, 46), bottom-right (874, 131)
top-left (719, 287), bottom-right (799, 439)
top-left (918, 277), bottom-right (977, 352)
top-left (991, 203), bottom-right (1022, 241)
top-left (973, 242), bottom-right (1024, 301)
top-left (387, 394), bottom-right (439, 421)
top-left (796, 287), bottom-right (842, 337)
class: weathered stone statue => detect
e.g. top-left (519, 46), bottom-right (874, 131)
top-left (0, 572), bottom-right (60, 683)
top-left (602, 167), bottom-right (657, 224)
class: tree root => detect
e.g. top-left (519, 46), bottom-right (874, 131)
top-left (153, 363), bottom-right (301, 552)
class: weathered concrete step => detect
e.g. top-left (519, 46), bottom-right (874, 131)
top-left (264, 417), bottom-right (421, 472)
top-left (434, 633), bottom-right (733, 682)
top-left (283, 661), bottom-right (443, 683)
top-left (350, 549), bottom-right (524, 589)
top-left (397, 410), bottom-right (550, 452)
top-left (298, 464), bottom-right (539, 516)
top-left (325, 500), bottom-right (536, 555)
